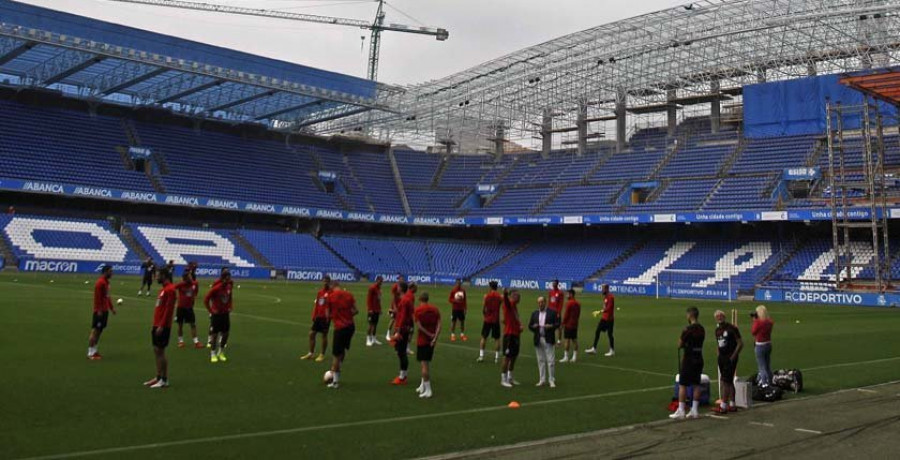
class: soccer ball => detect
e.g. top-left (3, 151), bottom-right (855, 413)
top-left (323, 370), bottom-right (334, 384)
top-left (454, 291), bottom-right (465, 301)
top-left (117, 298), bottom-right (124, 305)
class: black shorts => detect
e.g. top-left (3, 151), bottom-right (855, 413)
top-left (176, 308), bottom-right (196, 325)
top-left (151, 327), bottom-right (172, 348)
top-left (598, 320), bottom-right (614, 332)
top-left (502, 334), bottom-right (520, 358)
top-left (311, 317), bottom-right (330, 334)
top-left (481, 322), bottom-right (500, 340)
top-left (417, 344), bottom-right (434, 362)
top-left (394, 330), bottom-right (410, 355)
top-left (564, 328), bottom-right (578, 339)
top-left (142, 274), bottom-right (153, 285)
top-left (91, 311), bottom-right (109, 331)
top-left (680, 356), bottom-right (704, 386)
top-left (333, 325), bottom-right (355, 356)
top-left (209, 313), bottom-right (231, 334)
top-left (718, 356), bottom-right (738, 383)
top-left (367, 311), bottom-right (380, 326)
top-left (451, 310), bottom-right (466, 322)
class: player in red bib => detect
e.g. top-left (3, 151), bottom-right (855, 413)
top-left (448, 279), bottom-right (468, 342)
top-left (87, 265), bottom-right (116, 360)
top-left (560, 289), bottom-right (581, 363)
top-left (413, 292), bottom-right (441, 398)
top-left (175, 270), bottom-right (202, 349)
top-left (385, 274), bottom-right (405, 343)
top-left (478, 281), bottom-right (503, 363)
top-left (301, 276), bottom-right (331, 362)
top-left (548, 280), bottom-right (565, 344)
top-left (144, 268), bottom-right (176, 389)
top-left (586, 284), bottom-right (615, 357)
top-left (391, 282), bottom-right (416, 385)
top-left (500, 288), bottom-right (523, 388)
top-left (326, 282), bottom-right (358, 389)
top-left (204, 268), bottom-right (234, 363)
top-left (365, 276), bottom-right (384, 347)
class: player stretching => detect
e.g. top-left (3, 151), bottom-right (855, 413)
top-left (478, 281), bottom-right (502, 363)
top-left (560, 289), bottom-right (581, 363)
top-left (548, 280), bottom-right (564, 344)
top-left (366, 276), bottom-right (383, 346)
top-left (138, 257), bottom-right (155, 296)
top-left (204, 268), bottom-right (234, 363)
top-left (87, 265), bottom-right (116, 360)
top-left (144, 268), bottom-right (176, 388)
top-left (414, 292), bottom-right (441, 398)
top-left (175, 271), bottom-right (202, 348)
top-left (384, 274), bottom-right (405, 342)
top-left (391, 282), bottom-right (416, 385)
top-left (448, 279), bottom-right (467, 342)
top-left (585, 284), bottom-right (615, 357)
top-left (671, 306), bottom-right (705, 420)
top-left (326, 282), bottom-right (358, 389)
top-left (301, 276), bottom-right (331, 362)
top-left (500, 288), bottom-right (523, 388)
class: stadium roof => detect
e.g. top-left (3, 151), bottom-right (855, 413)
top-left (316, 0), bottom-right (900, 150)
top-left (0, 0), bottom-right (396, 130)
top-left (841, 67), bottom-right (900, 105)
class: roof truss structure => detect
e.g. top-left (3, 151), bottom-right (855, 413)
top-left (0, 21), bottom-right (398, 128)
top-left (312, 0), bottom-right (900, 151)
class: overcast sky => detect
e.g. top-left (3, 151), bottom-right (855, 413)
top-left (19, 0), bottom-right (688, 85)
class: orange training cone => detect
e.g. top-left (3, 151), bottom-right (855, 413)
top-left (508, 401), bottom-right (521, 409)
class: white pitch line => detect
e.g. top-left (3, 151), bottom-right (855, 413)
top-left (857, 388), bottom-right (878, 394)
top-left (795, 428), bottom-right (823, 435)
top-left (804, 356), bottom-right (900, 371)
top-left (749, 421), bottom-right (775, 427)
top-left (14, 384), bottom-right (674, 460)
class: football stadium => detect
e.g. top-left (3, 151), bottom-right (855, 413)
top-left (2, 0), bottom-right (900, 458)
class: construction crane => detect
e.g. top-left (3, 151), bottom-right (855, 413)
top-left (105, 0), bottom-right (449, 81)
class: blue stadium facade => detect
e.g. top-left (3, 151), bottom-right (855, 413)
top-left (3, 0), bottom-right (900, 308)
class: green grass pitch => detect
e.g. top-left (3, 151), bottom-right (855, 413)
top-left (2, 272), bottom-right (899, 459)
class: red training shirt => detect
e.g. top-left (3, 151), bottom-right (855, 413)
top-left (548, 288), bottom-right (564, 314)
top-left (204, 280), bottom-right (233, 314)
top-left (414, 303), bottom-right (441, 347)
top-left (563, 298), bottom-right (581, 330)
top-left (395, 291), bottom-right (416, 332)
top-left (93, 276), bottom-right (112, 313)
top-left (483, 290), bottom-right (502, 324)
top-left (751, 318), bottom-right (774, 343)
top-left (329, 289), bottom-right (357, 330)
top-left (367, 283), bottom-right (382, 313)
top-left (175, 280), bottom-right (198, 309)
top-left (502, 296), bottom-right (521, 337)
top-left (602, 294), bottom-right (615, 322)
top-left (390, 282), bottom-right (401, 310)
top-left (312, 287), bottom-right (330, 320)
top-left (449, 286), bottom-right (467, 312)
top-left (153, 281), bottom-right (177, 328)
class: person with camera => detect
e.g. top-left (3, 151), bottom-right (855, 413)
top-left (750, 305), bottom-right (774, 385)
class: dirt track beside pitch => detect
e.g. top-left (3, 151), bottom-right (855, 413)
top-left (422, 381), bottom-right (900, 460)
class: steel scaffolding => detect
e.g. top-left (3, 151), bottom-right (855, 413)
top-left (825, 97), bottom-right (892, 291)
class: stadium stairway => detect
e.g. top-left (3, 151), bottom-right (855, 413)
top-left (649, 139), bottom-right (682, 179)
top-left (755, 236), bottom-right (808, 288)
top-left (717, 138), bottom-right (746, 176)
top-left (230, 232), bottom-right (274, 270)
top-left (316, 236), bottom-right (364, 277)
top-left (387, 148), bottom-right (413, 216)
top-left (0, 232), bottom-right (18, 270)
top-left (586, 238), bottom-right (648, 282)
top-left (120, 225), bottom-right (151, 261)
top-left (468, 241), bottom-right (532, 280)
top-left (430, 156), bottom-right (450, 188)
top-left (533, 184), bottom-right (568, 214)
